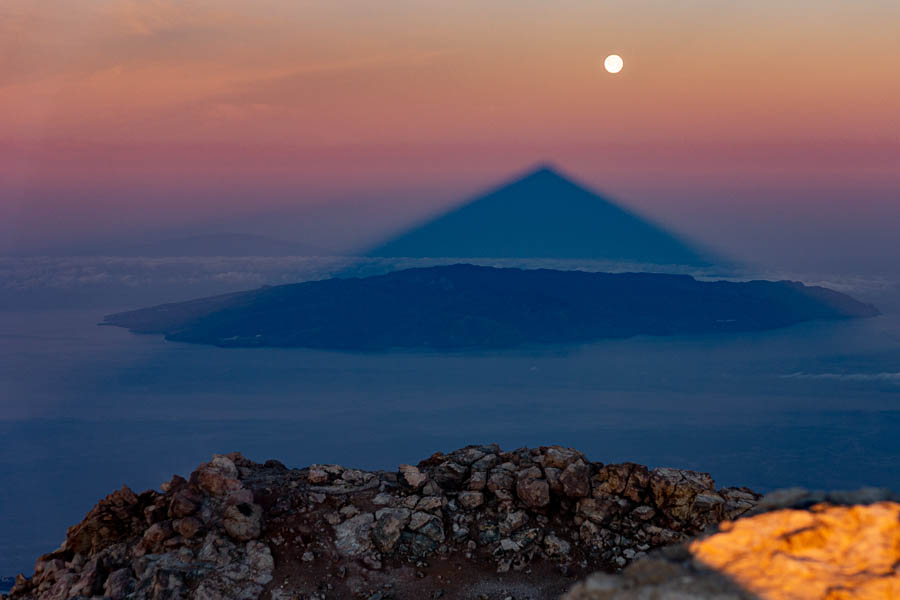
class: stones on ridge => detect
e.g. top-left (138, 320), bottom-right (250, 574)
top-left (222, 502), bottom-right (263, 542)
top-left (334, 513), bottom-right (375, 557)
top-left (169, 488), bottom-right (201, 518)
top-left (516, 467), bottom-right (550, 508)
top-left (141, 520), bottom-right (173, 550)
top-left (568, 499), bottom-right (900, 600)
top-left (9, 444), bottom-right (765, 600)
top-left (468, 470), bottom-right (487, 491)
top-left (372, 508), bottom-right (412, 553)
top-left (433, 461), bottom-right (468, 489)
top-left (458, 491), bottom-right (485, 510)
top-left (577, 497), bottom-right (616, 525)
top-left (408, 511), bottom-right (436, 532)
top-left (541, 446), bottom-right (585, 470)
top-left (103, 568), bottom-right (136, 600)
top-left (544, 534), bottom-right (572, 557)
top-left (192, 455), bottom-right (242, 497)
top-left (307, 467), bottom-right (329, 485)
top-left (592, 463), bottom-right (650, 502)
top-left (174, 516), bottom-right (203, 539)
top-left (399, 464), bottom-right (427, 490)
top-left (499, 510), bottom-right (528, 536)
top-left (560, 461), bottom-right (591, 498)
top-left (416, 496), bottom-right (444, 513)
top-left (307, 463), bottom-right (344, 485)
top-left (487, 464), bottom-right (517, 500)
top-left (649, 467), bottom-right (716, 525)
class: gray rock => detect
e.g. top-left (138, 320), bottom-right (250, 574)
top-left (560, 461), bottom-right (590, 498)
top-left (517, 476), bottom-right (550, 508)
top-left (104, 568), bottom-right (136, 600)
top-left (334, 513), bottom-right (375, 557)
top-left (544, 534), bottom-right (571, 557)
top-left (434, 461), bottom-right (468, 488)
top-left (458, 491), bottom-right (485, 510)
top-left (372, 508), bottom-right (412, 552)
top-left (223, 503), bottom-right (263, 542)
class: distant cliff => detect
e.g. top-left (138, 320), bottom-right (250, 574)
top-left (102, 264), bottom-right (879, 350)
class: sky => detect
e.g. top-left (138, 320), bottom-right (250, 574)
top-left (2, 0), bottom-right (900, 270)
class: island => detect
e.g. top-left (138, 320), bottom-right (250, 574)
top-left (100, 264), bottom-right (879, 351)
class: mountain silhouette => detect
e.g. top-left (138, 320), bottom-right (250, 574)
top-left (368, 165), bottom-right (713, 265)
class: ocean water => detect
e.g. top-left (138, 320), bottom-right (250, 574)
top-left (2, 301), bottom-right (900, 575)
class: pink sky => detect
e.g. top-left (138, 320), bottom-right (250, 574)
top-left (2, 0), bottom-right (899, 266)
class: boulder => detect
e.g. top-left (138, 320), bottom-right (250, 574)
top-left (222, 502), bottom-right (262, 541)
top-left (334, 513), bottom-right (375, 557)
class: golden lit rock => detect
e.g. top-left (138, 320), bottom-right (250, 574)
top-left (690, 502), bottom-right (900, 599)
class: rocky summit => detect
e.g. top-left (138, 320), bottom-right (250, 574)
top-left (5, 445), bottom-right (759, 600)
top-left (565, 488), bottom-right (900, 600)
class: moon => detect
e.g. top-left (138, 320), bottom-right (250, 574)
top-left (604, 54), bottom-right (624, 74)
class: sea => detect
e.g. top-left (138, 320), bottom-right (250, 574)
top-left (1, 260), bottom-right (899, 576)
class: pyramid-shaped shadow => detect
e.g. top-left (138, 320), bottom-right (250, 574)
top-left (368, 165), bottom-right (715, 266)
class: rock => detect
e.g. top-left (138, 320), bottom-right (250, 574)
top-left (453, 446), bottom-right (488, 465)
top-left (193, 456), bottom-right (242, 497)
top-left (499, 511), bottom-right (528, 536)
top-left (458, 491), bottom-right (484, 510)
top-left (468, 470), bottom-right (487, 491)
top-left (341, 469), bottom-right (370, 485)
top-left (649, 467), bottom-right (716, 524)
top-left (419, 518), bottom-right (446, 543)
top-left (142, 520), bottom-right (173, 548)
top-left (372, 508), bottom-right (411, 552)
top-left (222, 502), bottom-right (263, 541)
top-left (372, 492), bottom-right (395, 506)
top-left (544, 467), bottom-right (563, 494)
top-left (471, 454), bottom-right (499, 472)
top-left (175, 516), bottom-right (203, 539)
top-left (516, 471), bottom-right (550, 508)
top-left (560, 462), bottom-right (590, 498)
top-left (417, 496), bottom-right (444, 513)
top-left (334, 513), bottom-right (375, 557)
top-left (592, 463), bottom-right (649, 502)
top-left (64, 485), bottom-right (144, 555)
top-left (67, 558), bottom-right (103, 597)
top-left (10, 444), bottom-right (767, 600)
top-left (499, 538), bottom-right (520, 552)
top-left (399, 464), bottom-right (427, 489)
top-left (543, 534), bottom-right (571, 557)
top-left (307, 467), bottom-right (329, 484)
top-left (433, 461), bottom-right (468, 488)
top-left (542, 446), bottom-right (582, 469)
top-left (169, 489), bottom-right (201, 518)
top-left (691, 501), bottom-right (900, 599)
top-left (753, 486), bottom-right (813, 512)
top-left (577, 498), bottom-right (614, 524)
top-left (566, 496), bottom-right (900, 599)
top-left (630, 505), bottom-right (655, 521)
top-left (409, 511), bottom-right (434, 531)
top-left (721, 487), bottom-right (760, 519)
top-left (487, 467), bottom-right (516, 499)
top-left (103, 568), bottom-right (136, 600)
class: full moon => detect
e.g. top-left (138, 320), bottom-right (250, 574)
top-left (604, 54), bottom-right (624, 74)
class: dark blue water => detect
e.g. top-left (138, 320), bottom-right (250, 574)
top-left (2, 305), bottom-right (900, 575)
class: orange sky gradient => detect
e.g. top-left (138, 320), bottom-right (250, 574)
top-left (3, 0), bottom-right (900, 264)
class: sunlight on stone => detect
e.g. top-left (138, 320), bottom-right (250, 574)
top-left (690, 502), bottom-right (900, 599)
